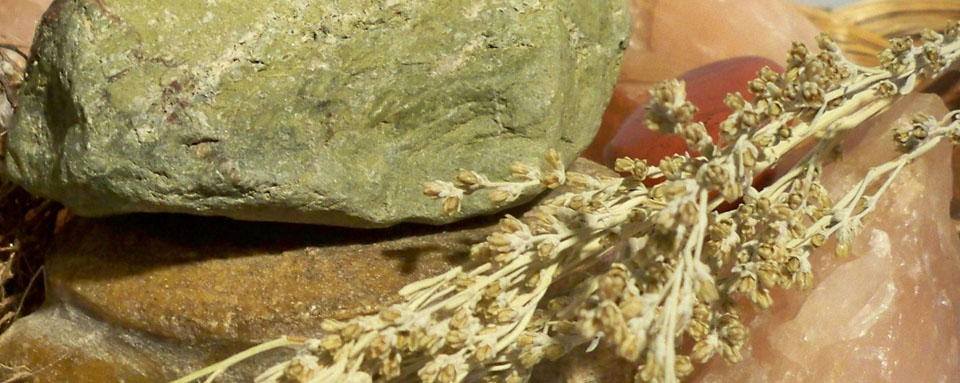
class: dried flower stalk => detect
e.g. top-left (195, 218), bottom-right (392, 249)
top-left (174, 22), bottom-right (960, 383)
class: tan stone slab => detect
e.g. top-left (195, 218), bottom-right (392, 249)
top-left (0, 301), bottom-right (288, 382)
top-left (44, 158), bottom-right (615, 344)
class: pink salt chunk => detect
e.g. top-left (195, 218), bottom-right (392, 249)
top-left (618, 0), bottom-right (819, 86)
top-left (0, 0), bottom-right (54, 51)
top-left (586, 0), bottom-right (819, 162)
top-left (689, 94), bottom-right (960, 383)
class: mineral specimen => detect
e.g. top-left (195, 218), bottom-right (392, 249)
top-left (583, 0), bottom-right (819, 161)
top-left (690, 94), bottom-right (960, 383)
top-left (5, 0), bottom-right (629, 227)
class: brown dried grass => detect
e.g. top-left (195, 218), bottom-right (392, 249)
top-left (0, 45), bottom-right (62, 338)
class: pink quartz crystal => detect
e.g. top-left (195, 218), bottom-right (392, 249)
top-left (689, 94), bottom-right (960, 382)
top-left (0, 0), bottom-right (54, 52)
top-left (585, 0), bottom-right (820, 162)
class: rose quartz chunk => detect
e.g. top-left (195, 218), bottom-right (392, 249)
top-left (0, 0), bottom-right (54, 52)
top-left (618, 0), bottom-right (819, 87)
top-left (690, 94), bottom-right (960, 382)
top-left (585, 0), bottom-right (820, 161)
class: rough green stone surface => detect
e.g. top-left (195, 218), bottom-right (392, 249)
top-left (5, 0), bottom-right (629, 227)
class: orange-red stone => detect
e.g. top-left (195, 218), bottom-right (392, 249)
top-left (601, 57), bottom-right (781, 169)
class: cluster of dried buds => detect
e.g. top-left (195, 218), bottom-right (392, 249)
top-left (0, 44), bottom-right (28, 130)
top-left (176, 22), bottom-right (960, 383)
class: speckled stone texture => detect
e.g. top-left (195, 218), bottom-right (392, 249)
top-left (5, 0), bottom-right (629, 227)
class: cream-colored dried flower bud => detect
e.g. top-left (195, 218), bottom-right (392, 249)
top-left (767, 100), bottom-right (784, 117)
top-left (676, 102), bottom-right (699, 124)
top-left (736, 275), bottom-right (757, 295)
top-left (687, 319), bottom-right (709, 340)
top-left (488, 188), bottom-right (512, 205)
top-left (525, 270), bottom-right (542, 288)
top-left (483, 281), bottom-right (502, 300)
top-left (757, 267), bottom-right (779, 289)
top-left (566, 172), bottom-right (597, 190)
top-left (443, 197), bottom-right (461, 216)
top-left (741, 108), bottom-right (761, 129)
top-left (697, 280), bottom-right (720, 303)
top-left (540, 171), bottom-right (563, 189)
top-left (789, 41), bottom-right (810, 64)
top-left (380, 307), bottom-right (402, 324)
top-left (450, 308), bottom-right (470, 330)
top-left (369, 334), bottom-right (391, 358)
top-left (722, 343), bottom-right (745, 364)
top-left (423, 181), bottom-right (447, 198)
top-left (748, 78), bottom-right (766, 95)
top-left (753, 289), bottom-right (774, 309)
top-left (946, 20), bottom-right (960, 41)
top-left (810, 233), bottom-right (826, 248)
top-left (544, 344), bottom-right (566, 361)
top-left (505, 372), bottom-right (525, 383)
top-left (751, 133), bottom-right (775, 148)
top-left (692, 340), bottom-right (716, 363)
top-left (283, 358), bottom-right (310, 382)
top-left (520, 348), bottom-right (544, 368)
top-left (342, 322), bottom-right (362, 340)
top-left (470, 242), bottom-right (492, 259)
top-left (682, 122), bottom-right (713, 153)
top-left (675, 355), bottom-right (694, 378)
top-left (456, 169), bottom-right (481, 187)
top-left (474, 344), bottom-right (493, 363)
top-left (499, 215), bottom-right (525, 233)
top-left (599, 268), bottom-right (628, 301)
top-left (497, 308), bottom-right (517, 323)
top-left (637, 356), bottom-right (662, 383)
top-left (801, 81), bottom-right (825, 106)
top-left (445, 330), bottom-right (466, 347)
top-left (835, 239), bottom-right (852, 258)
top-left (510, 161), bottom-right (538, 180)
top-left (320, 318), bottom-right (344, 332)
top-left (381, 354), bottom-right (401, 379)
top-left (659, 157), bottom-right (682, 180)
top-left (438, 364), bottom-right (458, 383)
top-left (796, 271), bottom-right (814, 290)
top-left (923, 44), bottom-right (944, 71)
top-left (777, 126), bottom-right (792, 140)
top-left (620, 298), bottom-right (645, 318)
top-left (922, 28), bottom-right (943, 43)
top-left (320, 334), bottom-right (343, 350)
top-left (890, 37), bottom-right (913, 54)
top-left (535, 240), bottom-right (556, 260)
top-left (815, 33), bottom-right (839, 52)
top-left (614, 157), bottom-right (635, 173)
top-left (618, 334), bottom-right (642, 362)
top-left (724, 92), bottom-right (746, 111)
top-left (545, 149), bottom-right (563, 171)
top-left (517, 332), bottom-right (537, 348)
top-left (418, 363), bottom-right (439, 383)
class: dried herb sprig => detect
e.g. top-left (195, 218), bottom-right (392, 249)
top-left (174, 22), bottom-right (960, 383)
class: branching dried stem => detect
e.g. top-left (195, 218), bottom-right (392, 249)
top-left (176, 22), bottom-right (960, 383)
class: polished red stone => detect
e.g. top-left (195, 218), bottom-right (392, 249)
top-left (600, 57), bottom-right (782, 169)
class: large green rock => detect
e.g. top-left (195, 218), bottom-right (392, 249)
top-left (5, 0), bottom-right (629, 227)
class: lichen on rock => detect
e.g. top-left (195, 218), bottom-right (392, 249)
top-left (5, 0), bottom-right (629, 227)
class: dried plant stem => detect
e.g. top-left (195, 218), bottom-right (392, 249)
top-left (175, 22), bottom-right (960, 383)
